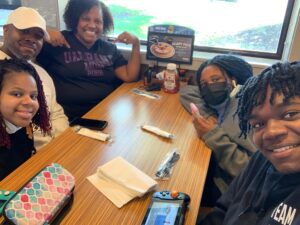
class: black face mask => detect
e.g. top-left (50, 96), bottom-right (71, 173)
top-left (201, 82), bottom-right (231, 106)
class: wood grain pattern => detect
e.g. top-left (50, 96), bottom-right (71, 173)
top-left (0, 81), bottom-right (211, 225)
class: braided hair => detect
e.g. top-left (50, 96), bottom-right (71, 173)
top-left (196, 54), bottom-right (253, 89)
top-left (0, 58), bottom-right (51, 147)
top-left (236, 61), bottom-right (300, 138)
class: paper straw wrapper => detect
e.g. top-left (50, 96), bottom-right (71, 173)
top-left (141, 125), bottom-right (174, 139)
top-left (74, 126), bottom-right (111, 142)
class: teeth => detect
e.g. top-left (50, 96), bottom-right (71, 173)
top-left (273, 145), bottom-right (298, 152)
top-left (85, 31), bottom-right (95, 35)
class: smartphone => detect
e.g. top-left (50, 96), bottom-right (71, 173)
top-left (141, 191), bottom-right (190, 225)
top-left (70, 117), bottom-right (108, 131)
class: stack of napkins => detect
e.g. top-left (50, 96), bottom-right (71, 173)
top-left (87, 157), bottom-right (157, 208)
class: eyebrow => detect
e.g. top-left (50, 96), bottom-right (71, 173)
top-left (275, 100), bottom-right (300, 107)
top-left (9, 86), bottom-right (38, 91)
top-left (200, 74), bottom-right (222, 82)
top-left (248, 101), bottom-right (300, 120)
top-left (210, 74), bottom-right (222, 78)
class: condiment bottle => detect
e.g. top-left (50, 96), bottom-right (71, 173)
top-left (144, 66), bottom-right (152, 86)
top-left (163, 63), bottom-right (180, 93)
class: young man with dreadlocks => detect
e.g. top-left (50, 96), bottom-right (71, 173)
top-left (0, 58), bottom-right (51, 180)
top-left (198, 61), bottom-right (300, 225)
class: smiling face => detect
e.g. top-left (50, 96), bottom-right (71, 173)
top-left (0, 71), bottom-right (39, 127)
top-left (75, 5), bottom-right (103, 48)
top-left (249, 86), bottom-right (300, 173)
top-left (3, 25), bottom-right (44, 60)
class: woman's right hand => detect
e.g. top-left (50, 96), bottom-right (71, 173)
top-left (47, 28), bottom-right (70, 48)
top-left (192, 115), bottom-right (217, 138)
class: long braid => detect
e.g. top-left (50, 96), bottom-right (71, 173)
top-left (29, 65), bottom-right (51, 135)
top-left (236, 61), bottom-right (300, 138)
top-left (0, 117), bottom-right (10, 148)
top-left (0, 58), bottom-right (51, 147)
top-left (235, 76), bottom-right (261, 137)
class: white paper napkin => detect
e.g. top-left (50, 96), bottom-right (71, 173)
top-left (87, 156), bottom-right (157, 208)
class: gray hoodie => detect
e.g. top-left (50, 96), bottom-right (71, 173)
top-left (180, 85), bottom-right (257, 193)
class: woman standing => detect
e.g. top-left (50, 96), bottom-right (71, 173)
top-left (37, 0), bottom-right (140, 121)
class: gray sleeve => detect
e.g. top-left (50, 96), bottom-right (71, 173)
top-left (179, 85), bottom-right (215, 117)
top-left (202, 126), bottom-right (256, 178)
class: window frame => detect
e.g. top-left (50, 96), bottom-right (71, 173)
top-left (108, 0), bottom-right (295, 60)
top-left (0, 0), bottom-right (297, 62)
top-left (190, 0), bottom-right (295, 59)
top-left (0, 2), bottom-right (21, 10)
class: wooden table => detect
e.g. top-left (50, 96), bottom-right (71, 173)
top-left (0, 82), bottom-right (211, 225)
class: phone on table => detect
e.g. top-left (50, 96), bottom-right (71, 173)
top-left (70, 117), bottom-right (108, 131)
top-left (141, 191), bottom-right (190, 225)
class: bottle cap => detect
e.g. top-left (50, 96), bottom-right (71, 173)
top-left (167, 63), bottom-right (177, 70)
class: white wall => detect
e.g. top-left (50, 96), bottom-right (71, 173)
top-left (21, 0), bottom-right (60, 28)
top-left (284, 0), bottom-right (300, 62)
top-left (57, 0), bottom-right (68, 30)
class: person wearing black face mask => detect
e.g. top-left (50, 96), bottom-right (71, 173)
top-left (180, 55), bottom-right (257, 210)
top-left (200, 81), bottom-right (231, 106)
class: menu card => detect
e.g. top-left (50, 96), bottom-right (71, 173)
top-left (146, 25), bottom-right (195, 64)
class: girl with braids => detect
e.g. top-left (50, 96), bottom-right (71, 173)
top-left (180, 55), bottom-right (257, 207)
top-left (0, 58), bottom-right (51, 180)
top-left (199, 61), bottom-right (300, 225)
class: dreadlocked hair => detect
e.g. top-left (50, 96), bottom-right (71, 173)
top-left (236, 61), bottom-right (300, 138)
top-left (0, 58), bottom-right (51, 148)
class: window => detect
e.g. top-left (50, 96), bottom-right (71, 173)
top-left (0, 0), bottom-right (21, 37)
top-left (0, 9), bottom-right (12, 36)
top-left (0, 1), bottom-right (59, 39)
top-left (103, 0), bottom-right (294, 59)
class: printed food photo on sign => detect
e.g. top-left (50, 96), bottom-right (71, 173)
top-left (150, 42), bottom-right (175, 59)
top-left (146, 25), bottom-right (195, 64)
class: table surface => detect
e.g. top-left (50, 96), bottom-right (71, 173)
top-left (0, 82), bottom-right (211, 225)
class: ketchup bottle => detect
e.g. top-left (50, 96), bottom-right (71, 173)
top-left (163, 63), bottom-right (180, 94)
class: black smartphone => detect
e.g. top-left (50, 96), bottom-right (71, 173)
top-left (70, 117), bottom-right (108, 131)
top-left (141, 191), bottom-right (190, 225)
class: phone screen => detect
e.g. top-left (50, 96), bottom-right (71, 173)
top-left (70, 118), bottom-right (108, 130)
top-left (143, 200), bottom-right (182, 225)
